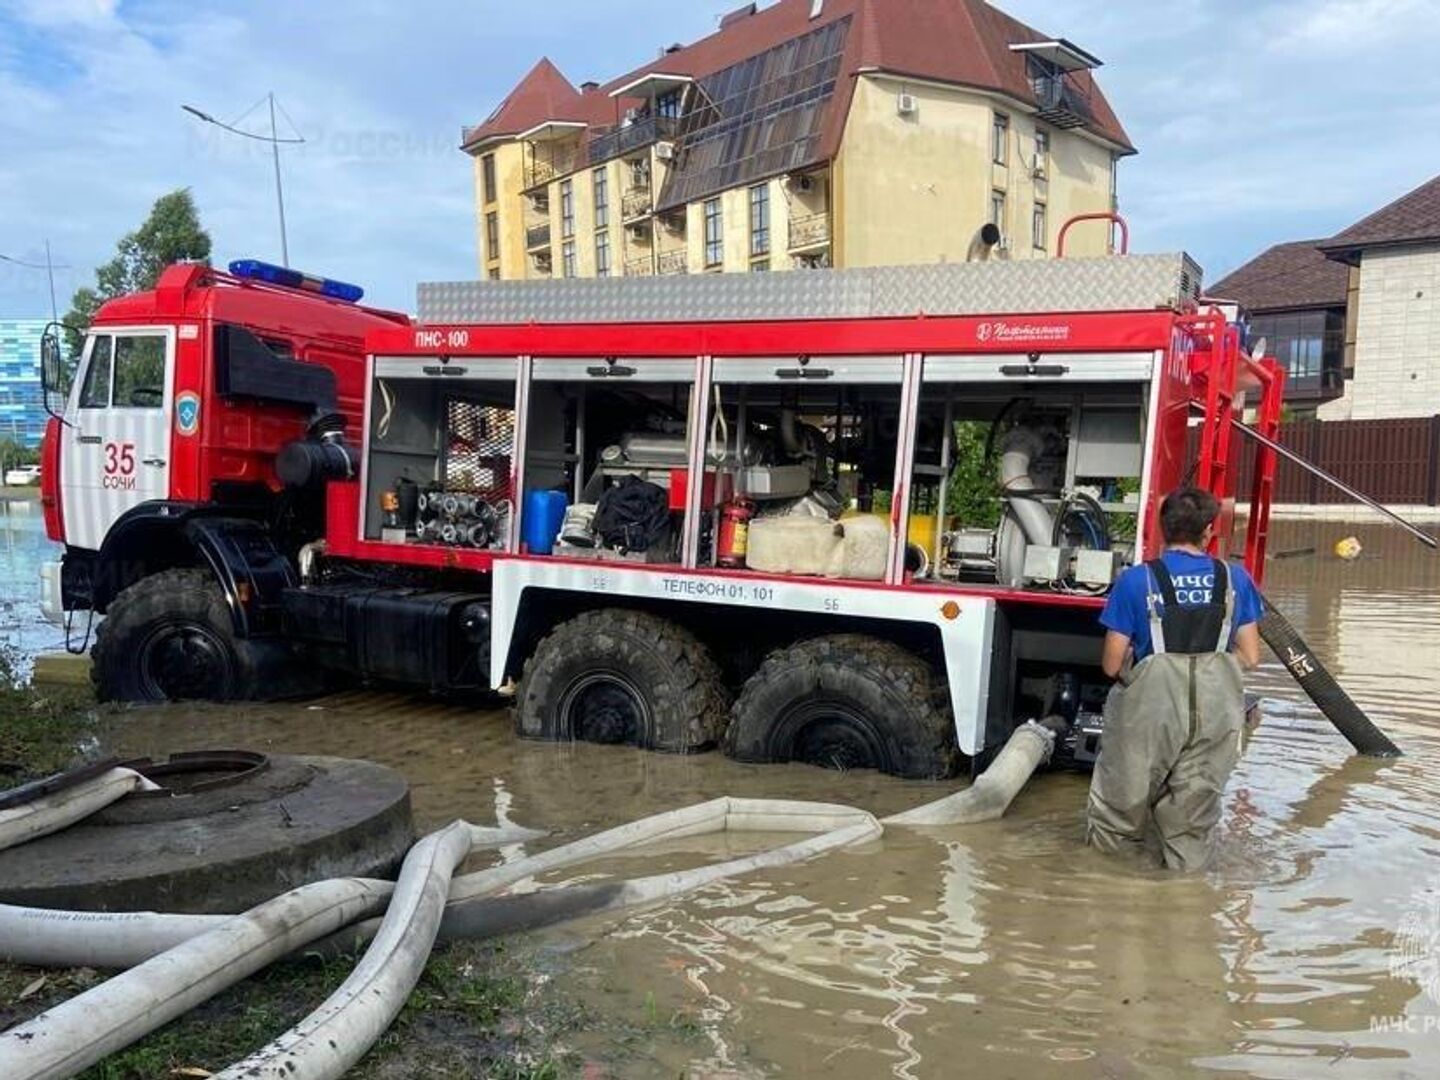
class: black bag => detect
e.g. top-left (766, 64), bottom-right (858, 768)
top-left (593, 477), bottom-right (671, 553)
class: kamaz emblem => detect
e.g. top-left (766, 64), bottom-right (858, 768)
top-left (176, 391), bottom-right (201, 436)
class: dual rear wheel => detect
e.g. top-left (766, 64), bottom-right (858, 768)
top-left (516, 610), bottom-right (957, 780)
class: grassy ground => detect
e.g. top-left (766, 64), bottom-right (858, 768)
top-left (0, 942), bottom-right (586, 1078)
top-left (0, 650), bottom-right (97, 782)
top-left (0, 660), bottom-right (690, 1078)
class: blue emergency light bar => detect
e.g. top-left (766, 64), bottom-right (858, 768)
top-left (228, 259), bottom-right (365, 303)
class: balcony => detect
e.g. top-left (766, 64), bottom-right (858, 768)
top-left (525, 224), bottom-right (552, 252)
top-left (523, 152), bottom-right (579, 192)
top-left (1030, 72), bottom-right (1094, 130)
top-left (622, 187), bottom-right (653, 221)
top-left (586, 115), bottom-right (680, 167)
top-left (624, 255), bottom-right (654, 278)
top-left (788, 212), bottom-right (831, 252)
top-left (657, 250), bottom-right (688, 276)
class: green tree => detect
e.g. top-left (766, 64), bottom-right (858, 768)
top-left (944, 420), bottom-right (1002, 528)
top-left (63, 189), bottom-right (211, 352)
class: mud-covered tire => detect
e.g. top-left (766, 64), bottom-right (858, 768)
top-left (723, 635), bottom-right (958, 780)
top-left (516, 609), bottom-right (729, 753)
top-left (93, 569), bottom-right (269, 703)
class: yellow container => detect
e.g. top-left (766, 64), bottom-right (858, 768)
top-left (844, 510), bottom-right (939, 553)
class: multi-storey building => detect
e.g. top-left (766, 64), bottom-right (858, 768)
top-left (461, 0), bottom-right (1133, 282)
top-left (0, 318), bottom-right (46, 449)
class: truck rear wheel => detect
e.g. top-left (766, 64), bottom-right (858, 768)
top-left (93, 569), bottom-right (260, 703)
top-left (516, 609), bottom-right (729, 753)
top-left (722, 635), bottom-right (958, 780)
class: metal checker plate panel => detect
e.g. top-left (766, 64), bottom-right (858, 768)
top-left (419, 255), bottom-right (1203, 325)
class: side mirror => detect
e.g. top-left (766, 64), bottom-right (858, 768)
top-left (40, 322), bottom-right (72, 420)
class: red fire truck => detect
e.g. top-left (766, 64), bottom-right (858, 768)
top-left (40, 243), bottom-right (1284, 778)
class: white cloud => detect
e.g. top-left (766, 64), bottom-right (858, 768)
top-left (1269, 0), bottom-right (1439, 54)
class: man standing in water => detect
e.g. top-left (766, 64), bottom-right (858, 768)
top-left (1087, 487), bottom-right (1263, 871)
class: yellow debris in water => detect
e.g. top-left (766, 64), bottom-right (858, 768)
top-left (1334, 536), bottom-right (1363, 560)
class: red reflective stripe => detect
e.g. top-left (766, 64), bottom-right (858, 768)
top-left (40, 416), bottom-right (64, 542)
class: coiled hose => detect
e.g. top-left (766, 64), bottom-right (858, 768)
top-left (1259, 595), bottom-right (1400, 757)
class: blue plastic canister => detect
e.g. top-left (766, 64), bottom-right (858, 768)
top-left (522, 489), bottom-right (569, 555)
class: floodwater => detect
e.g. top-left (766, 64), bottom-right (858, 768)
top-left (11, 511), bottom-right (1440, 1077)
top-left (0, 497), bottom-right (68, 665)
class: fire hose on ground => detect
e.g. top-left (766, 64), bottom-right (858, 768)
top-left (0, 741), bottom-right (1051, 1080)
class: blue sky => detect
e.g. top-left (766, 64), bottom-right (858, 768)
top-left (1, 0), bottom-right (1436, 318)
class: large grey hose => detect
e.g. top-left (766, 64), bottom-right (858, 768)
top-left (996, 429), bottom-right (1055, 585)
top-left (886, 722), bottom-right (1055, 825)
top-left (998, 430), bottom-right (1055, 548)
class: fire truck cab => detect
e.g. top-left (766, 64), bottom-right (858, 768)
top-left (40, 250), bottom-right (1283, 779)
top-left (39, 260), bottom-right (410, 699)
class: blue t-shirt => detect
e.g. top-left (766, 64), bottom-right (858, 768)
top-left (1100, 551), bottom-right (1262, 662)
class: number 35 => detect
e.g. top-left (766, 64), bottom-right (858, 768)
top-left (104, 441), bottom-right (136, 476)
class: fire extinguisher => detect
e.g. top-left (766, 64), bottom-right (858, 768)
top-left (717, 496), bottom-right (756, 568)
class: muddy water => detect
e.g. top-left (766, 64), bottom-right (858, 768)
top-left (99, 519), bottom-right (1440, 1078)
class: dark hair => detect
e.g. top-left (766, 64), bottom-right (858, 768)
top-left (1159, 487), bottom-right (1220, 545)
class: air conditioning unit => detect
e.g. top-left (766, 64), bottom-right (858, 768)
top-left (627, 224), bottom-right (650, 241)
top-left (655, 141), bottom-right (677, 161)
top-left (897, 92), bottom-right (919, 116)
top-left (1031, 152), bottom-right (1046, 178)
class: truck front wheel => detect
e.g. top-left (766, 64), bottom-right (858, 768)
top-left (722, 635), bottom-right (959, 780)
top-left (93, 569), bottom-right (258, 703)
top-left (516, 609), bottom-right (729, 753)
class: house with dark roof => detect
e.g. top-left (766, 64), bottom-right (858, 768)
top-left (1210, 240), bottom-right (1351, 413)
top-left (1214, 174), bottom-right (1440, 421)
top-left (461, 0), bottom-right (1133, 281)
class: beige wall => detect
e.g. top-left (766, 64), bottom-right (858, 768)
top-left (473, 142), bottom-right (528, 280)
top-left (1319, 245), bottom-right (1440, 420)
top-left (834, 74), bottom-right (1118, 267)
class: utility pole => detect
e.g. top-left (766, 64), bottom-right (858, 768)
top-left (268, 93), bottom-right (290, 268)
top-left (183, 93), bottom-right (305, 267)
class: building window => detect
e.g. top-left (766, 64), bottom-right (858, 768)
top-left (990, 190), bottom-right (1006, 231)
top-left (593, 168), bottom-right (609, 230)
top-left (657, 91), bottom-right (682, 119)
top-left (992, 112), bottom-right (1009, 166)
top-left (749, 184), bottom-right (770, 258)
top-left (488, 268), bottom-right (501, 281)
top-left (562, 240), bottom-right (577, 278)
top-left (750, 259), bottom-right (770, 272)
top-left (1034, 129), bottom-right (1049, 171)
top-left (1032, 203), bottom-right (1047, 251)
top-left (482, 154), bottom-right (497, 204)
top-left (595, 231), bottom-right (611, 278)
top-left (485, 211), bottom-right (500, 264)
top-left (1250, 310), bottom-right (1344, 384)
top-left (704, 197), bottom-right (724, 268)
top-left (560, 179), bottom-right (575, 239)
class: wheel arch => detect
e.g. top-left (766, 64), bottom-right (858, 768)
top-left (91, 501), bottom-right (296, 636)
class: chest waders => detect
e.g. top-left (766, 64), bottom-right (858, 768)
top-left (1086, 558), bottom-right (1246, 872)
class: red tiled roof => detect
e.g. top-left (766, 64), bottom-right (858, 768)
top-left (1319, 174), bottom-right (1440, 266)
top-left (1210, 240), bottom-right (1350, 313)
top-left (464, 0), bottom-right (1133, 154)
